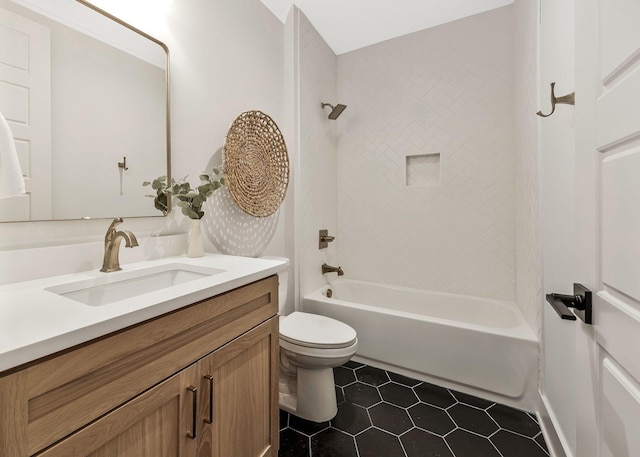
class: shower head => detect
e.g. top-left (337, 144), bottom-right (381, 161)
top-left (321, 103), bottom-right (347, 120)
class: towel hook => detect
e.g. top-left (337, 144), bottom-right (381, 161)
top-left (536, 82), bottom-right (575, 117)
top-left (118, 156), bottom-right (128, 171)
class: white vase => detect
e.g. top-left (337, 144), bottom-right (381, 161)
top-left (187, 218), bottom-right (204, 258)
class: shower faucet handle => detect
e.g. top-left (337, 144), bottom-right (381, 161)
top-left (319, 229), bottom-right (335, 249)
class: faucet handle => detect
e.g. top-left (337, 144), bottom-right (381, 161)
top-left (108, 217), bottom-right (123, 229)
top-left (104, 218), bottom-right (124, 240)
top-left (319, 229), bottom-right (336, 249)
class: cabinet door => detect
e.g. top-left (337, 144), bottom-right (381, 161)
top-left (197, 318), bottom-right (279, 457)
top-left (37, 364), bottom-right (199, 457)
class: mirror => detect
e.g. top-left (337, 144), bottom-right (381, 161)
top-left (0, 0), bottom-right (169, 222)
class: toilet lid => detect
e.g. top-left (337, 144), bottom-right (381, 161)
top-left (280, 312), bottom-right (357, 349)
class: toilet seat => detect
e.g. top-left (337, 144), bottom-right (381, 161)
top-left (280, 312), bottom-right (357, 349)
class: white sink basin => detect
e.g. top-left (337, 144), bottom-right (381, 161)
top-left (46, 263), bottom-right (225, 306)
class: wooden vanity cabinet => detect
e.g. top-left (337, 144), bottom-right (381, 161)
top-left (197, 318), bottom-right (279, 457)
top-left (0, 276), bottom-right (280, 457)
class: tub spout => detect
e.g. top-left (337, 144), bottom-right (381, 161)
top-left (322, 263), bottom-right (344, 276)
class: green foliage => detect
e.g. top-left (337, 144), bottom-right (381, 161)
top-left (143, 168), bottom-right (225, 220)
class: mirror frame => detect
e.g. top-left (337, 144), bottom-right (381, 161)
top-left (2, 0), bottom-right (172, 222)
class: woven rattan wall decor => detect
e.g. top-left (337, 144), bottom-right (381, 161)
top-left (223, 110), bottom-right (289, 217)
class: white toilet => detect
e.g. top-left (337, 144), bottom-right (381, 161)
top-left (270, 260), bottom-right (358, 423)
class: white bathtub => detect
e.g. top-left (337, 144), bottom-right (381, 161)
top-left (303, 278), bottom-right (539, 411)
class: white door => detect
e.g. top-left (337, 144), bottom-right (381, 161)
top-left (0, 6), bottom-right (51, 221)
top-left (574, 0), bottom-right (640, 456)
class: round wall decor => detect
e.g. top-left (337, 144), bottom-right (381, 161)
top-left (223, 110), bottom-right (289, 217)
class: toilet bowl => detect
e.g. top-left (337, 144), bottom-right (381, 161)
top-left (279, 311), bottom-right (358, 422)
top-left (261, 257), bottom-right (358, 423)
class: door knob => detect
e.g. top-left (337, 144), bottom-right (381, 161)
top-left (545, 283), bottom-right (592, 324)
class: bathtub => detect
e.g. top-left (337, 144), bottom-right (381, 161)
top-left (303, 278), bottom-right (539, 411)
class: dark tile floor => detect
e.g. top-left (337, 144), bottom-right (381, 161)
top-left (279, 361), bottom-right (549, 457)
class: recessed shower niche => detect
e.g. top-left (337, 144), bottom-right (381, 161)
top-left (405, 153), bottom-right (441, 187)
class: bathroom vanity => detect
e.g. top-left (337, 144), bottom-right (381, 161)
top-left (0, 254), bottom-right (285, 457)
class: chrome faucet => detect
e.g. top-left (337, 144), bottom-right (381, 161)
top-left (322, 263), bottom-right (344, 276)
top-left (100, 217), bottom-right (139, 272)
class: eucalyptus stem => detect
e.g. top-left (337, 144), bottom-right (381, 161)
top-left (143, 168), bottom-right (225, 220)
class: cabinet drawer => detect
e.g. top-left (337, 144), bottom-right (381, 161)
top-left (4, 275), bottom-right (277, 456)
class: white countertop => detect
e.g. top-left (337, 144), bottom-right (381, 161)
top-left (0, 253), bottom-right (287, 373)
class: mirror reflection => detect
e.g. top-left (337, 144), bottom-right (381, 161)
top-left (0, 0), bottom-right (169, 222)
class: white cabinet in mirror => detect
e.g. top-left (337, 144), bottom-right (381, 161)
top-left (0, 0), bottom-right (169, 222)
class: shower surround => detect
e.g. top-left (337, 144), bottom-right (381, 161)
top-left (297, 4), bottom-right (539, 333)
top-left (335, 6), bottom-right (516, 301)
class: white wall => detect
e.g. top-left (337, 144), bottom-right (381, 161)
top-left (296, 10), bottom-right (339, 297)
top-left (335, 7), bottom-right (516, 300)
top-left (0, 0), bottom-right (292, 293)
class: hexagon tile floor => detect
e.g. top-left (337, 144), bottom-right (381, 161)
top-left (278, 361), bottom-right (549, 457)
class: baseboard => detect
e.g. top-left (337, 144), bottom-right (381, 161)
top-left (538, 391), bottom-right (573, 457)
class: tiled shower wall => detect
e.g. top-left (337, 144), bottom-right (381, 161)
top-left (513, 0), bottom-right (541, 334)
top-left (298, 10), bottom-right (339, 297)
top-left (335, 7), bottom-right (516, 300)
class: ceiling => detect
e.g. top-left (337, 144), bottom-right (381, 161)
top-left (261, 0), bottom-right (515, 55)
